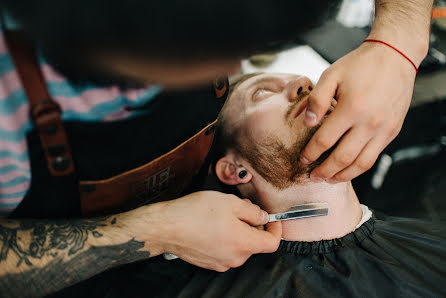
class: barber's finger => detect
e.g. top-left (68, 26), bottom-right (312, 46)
top-left (235, 200), bottom-right (269, 226)
top-left (300, 107), bottom-right (351, 165)
top-left (304, 70), bottom-right (338, 127)
top-left (310, 126), bottom-right (371, 181)
top-left (329, 136), bottom-right (387, 183)
top-left (252, 222), bottom-right (282, 253)
top-left (265, 222), bottom-right (282, 239)
top-left (255, 225), bottom-right (264, 231)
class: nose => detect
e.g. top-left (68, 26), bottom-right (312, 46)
top-left (287, 76), bottom-right (313, 102)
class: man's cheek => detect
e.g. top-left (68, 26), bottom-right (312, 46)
top-left (246, 112), bottom-right (280, 139)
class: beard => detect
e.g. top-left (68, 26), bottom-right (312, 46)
top-left (239, 126), bottom-right (318, 189)
top-left (238, 106), bottom-right (334, 189)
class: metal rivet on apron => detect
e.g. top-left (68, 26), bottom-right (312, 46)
top-left (45, 124), bottom-right (58, 135)
top-left (215, 76), bottom-right (226, 90)
top-left (205, 125), bottom-right (216, 135)
top-left (47, 144), bottom-right (66, 156)
top-left (52, 156), bottom-right (70, 172)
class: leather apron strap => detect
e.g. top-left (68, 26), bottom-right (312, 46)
top-left (2, 25), bottom-right (75, 176)
top-left (80, 78), bottom-right (227, 216)
top-left (2, 20), bottom-right (228, 217)
top-left (79, 121), bottom-right (218, 215)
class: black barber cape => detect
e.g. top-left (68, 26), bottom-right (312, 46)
top-left (53, 211), bottom-right (446, 298)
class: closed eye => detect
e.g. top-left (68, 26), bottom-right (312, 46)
top-left (253, 88), bottom-right (274, 101)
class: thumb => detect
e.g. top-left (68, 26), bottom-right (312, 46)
top-left (236, 200), bottom-right (269, 227)
top-left (254, 222), bottom-right (282, 253)
top-left (265, 222), bottom-right (282, 241)
top-left (305, 70), bottom-right (338, 127)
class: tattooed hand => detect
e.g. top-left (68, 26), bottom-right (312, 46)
top-left (0, 191), bottom-right (279, 297)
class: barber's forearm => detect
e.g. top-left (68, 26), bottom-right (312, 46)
top-left (0, 207), bottom-right (163, 298)
top-left (370, 0), bottom-right (433, 65)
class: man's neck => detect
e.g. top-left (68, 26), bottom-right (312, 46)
top-left (257, 181), bottom-right (362, 242)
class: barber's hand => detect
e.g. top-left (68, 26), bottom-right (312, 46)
top-left (300, 42), bottom-right (417, 183)
top-left (157, 191), bottom-right (281, 272)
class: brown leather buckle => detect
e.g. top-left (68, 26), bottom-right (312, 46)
top-left (30, 99), bottom-right (62, 122)
top-left (3, 24), bottom-right (76, 177)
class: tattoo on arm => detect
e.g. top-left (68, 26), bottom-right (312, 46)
top-left (0, 217), bottom-right (150, 297)
top-left (0, 218), bottom-right (108, 266)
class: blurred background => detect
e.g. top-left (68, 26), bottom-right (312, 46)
top-left (239, 0), bottom-right (446, 222)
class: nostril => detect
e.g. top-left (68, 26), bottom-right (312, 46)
top-left (308, 86), bottom-right (313, 91)
top-left (297, 87), bottom-right (302, 95)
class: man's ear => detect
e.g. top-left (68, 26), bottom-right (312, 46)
top-left (215, 155), bottom-right (252, 185)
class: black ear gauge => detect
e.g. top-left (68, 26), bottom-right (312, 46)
top-left (238, 170), bottom-right (247, 179)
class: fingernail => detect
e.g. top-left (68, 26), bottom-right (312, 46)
top-left (311, 175), bottom-right (324, 183)
top-left (263, 211), bottom-right (269, 222)
top-left (300, 156), bottom-right (310, 164)
top-left (305, 110), bottom-right (317, 126)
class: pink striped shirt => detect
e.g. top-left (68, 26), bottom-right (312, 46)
top-left (0, 30), bottom-right (162, 216)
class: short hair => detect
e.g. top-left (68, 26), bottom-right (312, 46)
top-left (213, 73), bottom-right (262, 165)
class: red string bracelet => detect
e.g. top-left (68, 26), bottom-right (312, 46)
top-left (363, 39), bottom-right (418, 75)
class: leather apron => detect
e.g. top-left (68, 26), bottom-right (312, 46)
top-left (4, 29), bottom-right (228, 219)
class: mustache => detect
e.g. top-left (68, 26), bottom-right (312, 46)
top-left (285, 91), bottom-right (309, 120)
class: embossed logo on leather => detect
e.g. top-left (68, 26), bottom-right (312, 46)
top-left (131, 166), bottom-right (175, 205)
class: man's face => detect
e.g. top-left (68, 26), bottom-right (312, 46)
top-left (228, 73), bottom-right (332, 188)
top-left (235, 73), bottom-right (314, 147)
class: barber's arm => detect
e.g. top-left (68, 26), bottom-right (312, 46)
top-left (300, 0), bottom-right (433, 182)
top-left (0, 191), bottom-right (280, 297)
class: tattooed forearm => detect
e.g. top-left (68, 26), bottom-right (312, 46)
top-left (0, 217), bottom-right (109, 267)
top-left (1, 239), bottom-right (149, 298)
top-left (0, 216), bottom-right (150, 298)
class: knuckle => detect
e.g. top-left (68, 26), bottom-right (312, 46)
top-left (389, 123), bottom-right (403, 139)
top-left (356, 158), bottom-right (374, 171)
top-left (255, 204), bottom-right (263, 214)
top-left (257, 209), bottom-right (264, 221)
top-left (320, 67), bottom-right (334, 79)
top-left (215, 265), bottom-right (230, 272)
top-left (314, 135), bottom-right (331, 149)
top-left (333, 153), bottom-right (354, 168)
top-left (229, 258), bottom-right (246, 268)
top-left (311, 168), bottom-right (325, 179)
top-left (366, 116), bottom-right (383, 131)
top-left (333, 174), bottom-right (349, 182)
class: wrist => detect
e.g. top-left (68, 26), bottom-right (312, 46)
top-left (94, 202), bottom-right (171, 257)
top-left (367, 27), bottom-right (429, 67)
top-left (370, 0), bottom-right (433, 67)
top-left (363, 39), bottom-right (419, 74)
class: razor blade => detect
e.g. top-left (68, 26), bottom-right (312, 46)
top-left (268, 202), bottom-right (329, 222)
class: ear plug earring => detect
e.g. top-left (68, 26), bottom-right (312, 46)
top-left (238, 170), bottom-right (247, 179)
